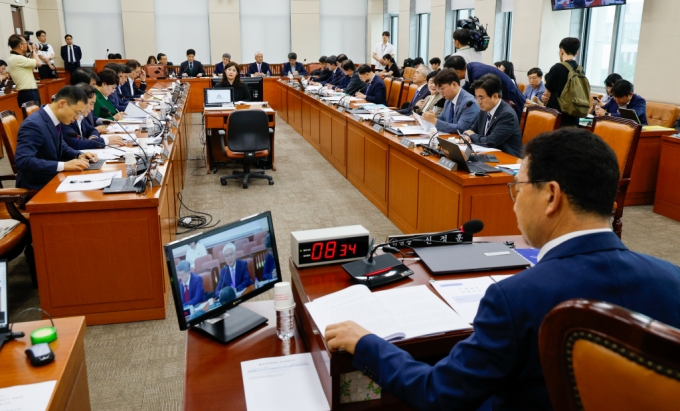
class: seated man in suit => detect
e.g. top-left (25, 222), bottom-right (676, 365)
top-left (282, 52), bottom-right (308, 76)
top-left (309, 55), bottom-right (336, 86)
top-left (325, 127), bottom-right (680, 411)
top-left (179, 49), bottom-right (205, 78)
top-left (261, 234), bottom-right (277, 282)
top-left (397, 65), bottom-right (431, 115)
top-left (247, 51), bottom-right (270, 77)
top-left (120, 59), bottom-right (147, 100)
top-left (461, 74), bottom-right (522, 157)
top-left (157, 53), bottom-right (170, 66)
top-left (595, 79), bottom-right (648, 125)
top-left (310, 56), bottom-right (328, 79)
top-left (103, 63), bottom-right (129, 112)
top-left (15, 86), bottom-right (97, 190)
top-left (318, 56), bottom-right (344, 87)
top-left (523, 67), bottom-right (546, 106)
top-left (446, 56), bottom-right (525, 120)
top-left (215, 243), bottom-right (253, 295)
top-left (213, 53), bottom-right (231, 76)
top-left (422, 69), bottom-right (479, 134)
top-left (337, 60), bottom-right (366, 95)
top-left (176, 260), bottom-right (207, 308)
top-left (63, 84), bottom-right (125, 150)
top-left (354, 65), bottom-right (386, 105)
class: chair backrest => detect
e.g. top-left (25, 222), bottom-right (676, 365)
top-left (401, 83), bottom-right (419, 108)
top-left (234, 238), bottom-right (249, 251)
top-left (241, 241), bottom-right (257, 255)
top-left (646, 102), bottom-right (680, 128)
top-left (270, 64), bottom-right (282, 75)
top-left (383, 77), bottom-right (393, 102)
top-left (204, 65), bottom-right (214, 77)
top-left (226, 110), bottom-right (271, 152)
top-left (522, 106), bottom-right (562, 146)
top-left (250, 244), bottom-right (266, 253)
top-left (0, 110), bottom-right (19, 174)
top-left (198, 271), bottom-right (215, 293)
top-left (211, 243), bottom-right (226, 261)
top-left (592, 116), bottom-right (642, 180)
top-left (517, 83), bottom-right (526, 93)
top-left (21, 101), bottom-right (39, 119)
top-left (402, 67), bottom-right (415, 80)
top-left (238, 64), bottom-right (248, 75)
top-left (387, 79), bottom-right (403, 108)
top-left (253, 231), bottom-right (268, 245)
top-left (307, 63), bottom-right (322, 73)
top-left (242, 257), bottom-right (256, 282)
top-left (540, 299), bottom-right (680, 411)
top-left (193, 254), bottom-right (212, 272)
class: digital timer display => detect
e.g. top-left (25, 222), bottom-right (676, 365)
top-left (298, 236), bottom-right (370, 265)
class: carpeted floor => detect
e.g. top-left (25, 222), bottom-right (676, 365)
top-left (5, 113), bottom-right (680, 409)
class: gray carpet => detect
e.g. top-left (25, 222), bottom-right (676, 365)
top-left (4, 113), bottom-right (680, 410)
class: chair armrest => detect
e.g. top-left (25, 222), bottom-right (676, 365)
top-left (0, 188), bottom-right (37, 225)
top-left (618, 178), bottom-right (631, 188)
top-left (0, 174), bottom-right (16, 182)
top-left (218, 129), bottom-right (227, 155)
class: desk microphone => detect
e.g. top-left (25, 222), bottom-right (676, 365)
top-left (104, 48), bottom-right (109, 59)
top-left (99, 107), bottom-right (150, 169)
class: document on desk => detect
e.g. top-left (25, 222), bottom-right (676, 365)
top-left (242, 353), bottom-right (329, 411)
top-left (432, 276), bottom-right (515, 324)
top-left (56, 171), bottom-right (122, 193)
top-left (391, 115), bottom-right (416, 122)
top-left (124, 103), bottom-right (148, 120)
top-left (107, 124), bottom-right (139, 133)
top-left (79, 149), bottom-right (120, 160)
top-left (0, 380), bottom-right (56, 411)
top-left (413, 113), bottom-right (434, 131)
top-left (395, 126), bottom-right (428, 135)
top-left (305, 284), bottom-right (470, 342)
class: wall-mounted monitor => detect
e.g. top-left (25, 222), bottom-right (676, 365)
top-left (552, 0), bottom-right (626, 11)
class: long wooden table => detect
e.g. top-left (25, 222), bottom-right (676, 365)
top-left (25, 82), bottom-right (190, 325)
top-left (270, 79), bottom-right (521, 236)
top-left (653, 135), bottom-right (680, 221)
top-left (0, 317), bottom-right (91, 411)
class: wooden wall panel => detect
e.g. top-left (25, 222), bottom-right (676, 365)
top-left (469, 193), bottom-right (520, 236)
top-left (417, 168), bottom-right (461, 232)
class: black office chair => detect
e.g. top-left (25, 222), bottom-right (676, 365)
top-left (219, 110), bottom-right (273, 189)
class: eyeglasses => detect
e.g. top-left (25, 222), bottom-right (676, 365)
top-left (437, 83), bottom-right (451, 93)
top-left (507, 180), bottom-right (546, 202)
top-left (66, 104), bottom-right (83, 117)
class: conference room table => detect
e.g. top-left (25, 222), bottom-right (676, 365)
top-left (183, 235), bottom-right (529, 410)
top-left (25, 81), bottom-right (190, 325)
top-left (653, 135), bottom-right (680, 221)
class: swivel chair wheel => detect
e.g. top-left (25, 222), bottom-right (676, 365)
top-left (269, 181), bottom-right (274, 185)
top-left (220, 178), bottom-right (227, 186)
top-left (212, 168), bottom-right (218, 174)
top-left (243, 183), bottom-right (248, 189)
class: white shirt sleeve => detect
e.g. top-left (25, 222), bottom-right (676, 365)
top-left (57, 162), bottom-right (65, 172)
top-left (102, 136), bottom-right (109, 144)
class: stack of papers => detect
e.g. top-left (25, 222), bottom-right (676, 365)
top-left (56, 171), bottom-right (122, 193)
top-left (0, 381), bottom-right (57, 411)
top-left (431, 276), bottom-right (515, 324)
top-left (394, 126), bottom-right (428, 135)
top-left (79, 149), bottom-right (122, 160)
top-left (107, 124), bottom-right (139, 133)
top-left (391, 115), bottom-right (416, 123)
top-left (0, 219), bottom-right (20, 240)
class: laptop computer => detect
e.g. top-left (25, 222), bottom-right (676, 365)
top-left (618, 108), bottom-right (641, 124)
top-left (0, 261), bottom-right (9, 349)
top-left (204, 88), bottom-right (234, 111)
top-left (437, 137), bottom-right (501, 174)
top-left (413, 243), bottom-right (531, 275)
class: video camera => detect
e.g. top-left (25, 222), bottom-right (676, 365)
top-left (456, 16), bottom-right (490, 52)
top-left (22, 31), bottom-right (49, 52)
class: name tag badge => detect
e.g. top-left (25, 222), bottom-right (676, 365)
top-left (372, 124), bottom-right (384, 133)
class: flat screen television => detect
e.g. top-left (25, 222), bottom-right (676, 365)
top-left (164, 211), bottom-right (281, 343)
top-left (552, 0), bottom-right (626, 11)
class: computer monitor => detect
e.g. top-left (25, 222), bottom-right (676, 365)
top-left (164, 211), bottom-right (282, 343)
top-left (146, 64), bottom-right (166, 79)
top-left (204, 88), bottom-right (233, 104)
top-left (241, 77), bottom-right (264, 102)
top-left (551, 0), bottom-right (625, 11)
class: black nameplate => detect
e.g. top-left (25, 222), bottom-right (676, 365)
top-left (399, 138), bottom-right (415, 149)
top-left (437, 157), bottom-right (457, 171)
top-left (372, 124), bottom-right (384, 133)
top-left (337, 107), bottom-right (346, 113)
top-left (386, 232), bottom-right (473, 248)
top-left (152, 169), bottom-right (163, 186)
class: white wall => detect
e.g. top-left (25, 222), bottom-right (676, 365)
top-left (63, 0), bottom-right (126, 65)
top-left (398, 0), bottom-right (410, 62)
top-left (121, 0), bottom-right (157, 65)
top-left (154, 0), bottom-right (211, 64)
top-left (320, 0), bottom-right (367, 63)
top-left (211, 0), bottom-right (241, 64)
top-left (240, 0), bottom-right (290, 64)
top-left (367, 0), bottom-right (384, 65)
top-left (290, 0), bottom-right (319, 63)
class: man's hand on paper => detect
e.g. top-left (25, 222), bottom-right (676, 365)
top-left (325, 321), bottom-right (371, 354)
top-left (79, 152), bottom-right (98, 162)
top-left (107, 135), bottom-right (125, 146)
top-left (64, 158), bottom-right (90, 171)
top-left (113, 112), bottom-right (126, 121)
top-left (422, 111), bottom-right (437, 125)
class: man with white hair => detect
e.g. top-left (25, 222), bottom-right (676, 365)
top-left (397, 65), bottom-right (431, 115)
top-left (215, 242), bottom-right (253, 295)
top-left (214, 53), bottom-right (231, 76)
top-left (247, 52), bottom-right (270, 77)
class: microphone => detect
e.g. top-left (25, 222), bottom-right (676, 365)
top-left (99, 107), bottom-right (150, 168)
top-left (105, 48), bottom-right (109, 59)
top-left (66, 131), bottom-right (125, 153)
top-left (179, 63), bottom-right (192, 78)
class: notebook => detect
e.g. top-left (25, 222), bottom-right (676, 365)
top-left (413, 242), bottom-right (531, 275)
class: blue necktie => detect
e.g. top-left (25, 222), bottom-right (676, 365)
top-left (448, 102), bottom-right (455, 122)
top-left (365, 80), bottom-right (371, 96)
top-left (484, 113), bottom-right (493, 136)
top-left (411, 89), bottom-right (419, 106)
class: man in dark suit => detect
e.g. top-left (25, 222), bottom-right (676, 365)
top-left (354, 65), bottom-right (386, 106)
top-left (179, 49), bottom-right (205, 78)
top-left (282, 52), bottom-right (308, 76)
top-left (176, 260), bottom-right (207, 307)
top-left (60, 34), bottom-right (81, 74)
top-left (397, 65), bottom-right (431, 115)
top-left (461, 74), bottom-right (522, 157)
top-left (325, 128), bottom-right (680, 411)
top-left (446, 56), bottom-right (525, 120)
top-left (63, 84), bottom-right (125, 150)
top-left (15, 86), bottom-right (97, 190)
top-left (215, 243), bottom-right (253, 294)
top-left (120, 60), bottom-right (147, 100)
top-left (103, 63), bottom-right (130, 111)
top-left (422, 69), bottom-right (480, 134)
top-left (337, 60), bottom-right (366, 95)
top-left (315, 56), bottom-right (340, 86)
top-left (213, 53), bottom-right (231, 76)
top-left (247, 51), bottom-right (270, 77)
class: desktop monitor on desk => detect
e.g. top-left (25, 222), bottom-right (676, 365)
top-left (146, 65), bottom-right (166, 79)
top-left (164, 211), bottom-right (282, 343)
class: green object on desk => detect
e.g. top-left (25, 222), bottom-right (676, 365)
top-left (31, 326), bottom-right (58, 345)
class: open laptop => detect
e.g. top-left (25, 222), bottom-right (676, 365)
top-left (204, 88), bottom-right (234, 111)
top-left (413, 243), bottom-right (531, 275)
top-left (618, 108), bottom-right (642, 124)
top-left (437, 137), bottom-right (501, 174)
top-left (0, 261), bottom-right (9, 349)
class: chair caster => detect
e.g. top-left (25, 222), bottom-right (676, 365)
top-left (212, 168), bottom-right (218, 174)
top-left (220, 178), bottom-right (227, 186)
top-left (269, 180), bottom-right (274, 185)
top-left (243, 183), bottom-right (248, 189)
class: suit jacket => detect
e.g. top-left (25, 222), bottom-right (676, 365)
top-left (364, 75), bottom-right (387, 105)
top-left (311, 67), bottom-right (332, 83)
top-left (262, 253), bottom-right (276, 280)
top-left (108, 88), bottom-right (129, 112)
top-left (343, 72), bottom-right (366, 95)
top-left (397, 84), bottom-right (430, 115)
top-left (62, 118), bottom-right (106, 150)
top-left (15, 107), bottom-right (82, 190)
top-left (213, 62), bottom-right (226, 76)
top-left (321, 67), bottom-right (343, 86)
top-left (215, 260), bottom-right (253, 294)
top-left (247, 61), bottom-right (270, 76)
top-left (469, 100), bottom-right (522, 158)
top-left (94, 89), bottom-right (117, 120)
top-left (610, 93), bottom-right (648, 125)
top-left (120, 78), bottom-right (147, 100)
top-left (335, 73), bottom-right (351, 89)
top-left (435, 88), bottom-right (480, 134)
top-left (181, 273), bottom-right (207, 307)
top-left (282, 62), bottom-right (308, 76)
top-left (179, 60), bottom-right (206, 77)
top-left (464, 62), bottom-right (525, 120)
top-left (60, 44), bottom-right (82, 71)
top-left (353, 232), bottom-right (680, 411)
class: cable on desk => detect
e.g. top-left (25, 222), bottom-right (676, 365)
top-left (176, 192), bottom-right (220, 234)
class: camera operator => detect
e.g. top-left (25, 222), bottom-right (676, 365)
top-left (36, 30), bottom-right (57, 79)
top-left (452, 28), bottom-right (483, 64)
top-left (7, 34), bottom-right (42, 106)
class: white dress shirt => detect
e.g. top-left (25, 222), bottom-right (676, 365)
top-left (185, 243), bottom-right (207, 269)
top-left (537, 228), bottom-right (612, 262)
top-left (43, 105), bottom-right (66, 172)
top-left (373, 42), bottom-right (395, 69)
top-left (453, 47), bottom-right (482, 64)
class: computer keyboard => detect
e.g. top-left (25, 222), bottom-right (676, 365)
top-left (467, 161), bottom-right (501, 174)
top-left (86, 159), bottom-right (106, 170)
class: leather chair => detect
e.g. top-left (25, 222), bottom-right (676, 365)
top-left (198, 271), bottom-right (215, 294)
top-left (211, 243), bottom-right (226, 261)
top-left (540, 299), bottom-right (680, 411)
top-left (241, 241), bottom-right (256, 255)
top-left (253, 231), bottom-right (268, 245)
top-left (0, 188), bottom-right (38, 287)
top-left (219, 110), bottom-right (273, 189)
top-left (646, 102), bottom-right (680, 128)
top-left (234, 238), bottom-right (248, 250)
top-left (386, 79), bottom-right (403, 109)
top-left (21, 101), bottom-right (39, 119)
top-left (307, 63), bottom-right (322, 74)
top-left (522, 106), bottom-right (562, 146)
top-left (517, 83), bottom-right (526, 94)
top-left (0, 110), bottom-right (20, 175)
top-left (400, 83), bottom-right (419, 109)
top-left (592, 116), bottom-right (642, 239)
top-left (402, 67), bottom-right (415, 80)
top-left (198, 259), bottom-right (220, 292)
top-left (383, 77), bottom-right (393, 103)
top-left (243, 257), bottom-right (256, 283)
top-left (193, 254), bottom-right (212, 273)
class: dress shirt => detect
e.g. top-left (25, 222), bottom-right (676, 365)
top-left (373, 42), bottom-right (395, 69)
top-left (43, 105), bottom-right (66, 172)
top-left (185, 243), bottom-right (208, 268)
top-left (453, 46), bottom-right (482, 64)
top-left (537, 228), bottom-right (612, 261)
top-left (75, 116), bottom-right (108, 144)
top-left (228, 264), bottom-right (236, 286)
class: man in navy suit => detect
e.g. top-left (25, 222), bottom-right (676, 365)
top-left (446, 56), bottom-right (525, 120)
top-left (176, 260), bottom-right (207, 307)
top-left (354, 65), bottom-right (386, 106)
top-left (461, 74), bottom-right (522, 158)
top-left (63, 84), bottom-right (125, 150)
top-left (314, 56), bottom-right (340, 86)
top-left (325, 128), bottom-right (680, 411)
top-left (397, 65), bottom-right (431, 115)
top-left (423, 69), bottom-right (480, 134)
top-left (213, 53), bottom-right (231, 76)
top-left (247, 51), bottom-right (270, 77)
top-left (60, 34), bottom-right (81, 74)
top-left (282, 52), bottom-right (308, 76)
top-left (120, 60), bottom-right (147, 100)
top-left (179, 49), bottom-right (205, 78)
top-left (15, 86), bottom-right (98, 190)
top-left (215, 243), bottom-right (253, 295)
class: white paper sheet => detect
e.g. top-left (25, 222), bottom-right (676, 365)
top-left (124, 103), bottom-right (149, 119)
top-left (241, 353), bottom-right (329, 411)
top-left (56, 171), bottom-right (122, 193)
top-left (79, 149), bottom-right (120, 160)
top-left (431, 277), bottom-right (496, 324)
top-left (413, 113), bottom-right (434, 131)
top-left (0, 380), bottom-right (57, 411)
top-left (497, 164), bottom-right (521, 170)
top-left (391, 115), bottom-right (416, 122)
top-left (106, 124), bottom-right (139, 133)
top-left (395, 126), bottom-right (428, 135)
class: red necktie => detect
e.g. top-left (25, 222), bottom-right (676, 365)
top-left (184, 284), bottom-right (190, 302)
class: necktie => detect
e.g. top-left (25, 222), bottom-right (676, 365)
top-left (257, 64), bottom-right (261, 73)
top-left (484, 113), bottom-right (493, 136)
top-left (56, 123), bottom-right (62, 138)
top-left (449, 102), bottom-right (455, 122)
top-left (69, 46), bottom-right (74, 63)
top-left (365, 80), bottom-right (371, 96)
top-left (231, 267), bottom-right (236, 286)
top-left (189, 62), bottom-right (193, 74)
top-left (411, 90), bottom-right (419, 107)
top-left (183, 284), bottom-right (190, 302)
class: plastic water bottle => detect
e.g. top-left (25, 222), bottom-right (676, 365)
top-left (428, 127), bottom-right (439, 150)
top-left (276, 309), bottom-right (295, 340)
top-left (125, 153), bottom-right (136, 181)
top-left (383, 111), bottom-right (391, 127)
top-left (274, 282), bottom-right (296, 340)
top-left (146, 116), bottom-right (154, 136)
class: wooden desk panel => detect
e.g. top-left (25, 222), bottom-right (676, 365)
top-left (388, 150), bottom-right (421, 232)
top-left (654, 136), bottom-right (680, 221)
top-left (626, 132), bottom-right (664, 205)
top-left (0, 317), bottom-right (91, 411)
top-left (180, 78), bottom-right (212, 112)
top-left (41, 78), bottom-right (66, 103)
top-left (263, 77), bottom-right (281, 111)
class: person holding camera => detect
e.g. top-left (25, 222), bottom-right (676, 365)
top-left (7, 34), bottom-right (42, 106)
top-left (36, 30), bottom-right (57, 79)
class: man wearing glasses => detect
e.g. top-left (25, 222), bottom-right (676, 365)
top-left (324, 128), bottom-right (680, 410)
top-left (15, 86), bottom-right (97, 190)
top-left (422, 69), bottom-right (479, 134)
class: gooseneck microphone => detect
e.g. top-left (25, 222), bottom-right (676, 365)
top-left (99, 107), bottom-right (150, 167)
